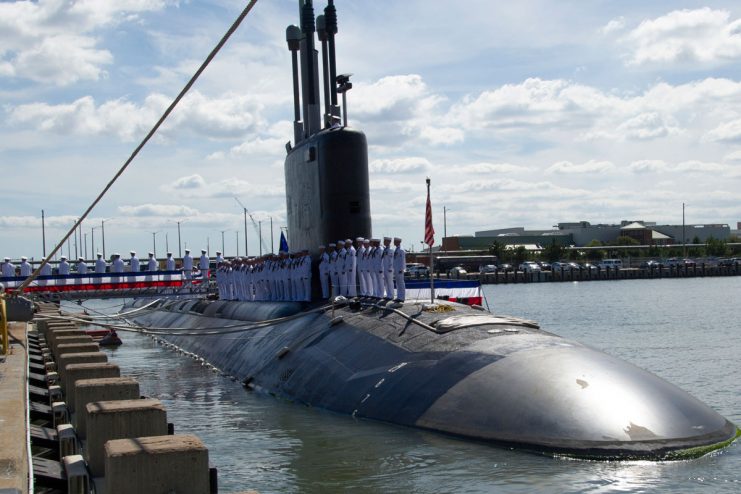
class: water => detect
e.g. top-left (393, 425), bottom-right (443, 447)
top-left (75, 277), bottom-right (740, 493)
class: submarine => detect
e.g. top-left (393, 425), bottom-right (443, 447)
top-left (125, 0), bottom-right (739, 460)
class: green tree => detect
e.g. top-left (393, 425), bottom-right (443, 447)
top-left (585, 239), bottom-right (605, 260)
top-left (542, 239), bottom-right (564, 262)
top-left (611, 235), bottom-right (640, 246)
top-left (705, 236), bottom-right (728, 256)
top-left (513, 245), bottom-right (528, 265)
top-left (488, 240), bottom-right (504, 260)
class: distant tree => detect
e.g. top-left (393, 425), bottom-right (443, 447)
top-left (705, 236), bottom-right (728, 257)
top-left (488, 240), bottom-right (504, 259)
top-left (611, 235), bottom-right (640, 246)
top-left (542, 239), bottom-right (564, 262)
top-left (585, 239), bottom-right (605, 260)
top-left (647, 244), bottom-right (661, 257)
top-left (513, 245), bottom-right (528, 265)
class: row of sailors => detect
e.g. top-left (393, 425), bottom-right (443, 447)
top-left (215, 250), bottom-right (312, 302)
top-left (1, 248), bottom-right (222, 278)
top-left (318, 236), bottom-right (406, 301)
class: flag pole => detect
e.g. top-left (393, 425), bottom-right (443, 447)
top-left (426, 178), bottom-right (435, 304)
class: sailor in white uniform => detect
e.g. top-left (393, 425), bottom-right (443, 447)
top-left (111, 254), bottom-right (124, 274)
top-left (20, 257), bottom-right (32, 277)
top-left (58, 256), bottom-right (70, 277)
top-left (381, 237), bottom-right (394, 299)
top-left (345, 238), bottom-right (357, 297)
top-left (361, 238), bottom-right (372, 296)
top-left (1, 257), bottom-right (15, 277)
top-left (166, 252), bottom-right (175, 271)
top-left (129, 251), bottom-right (140, 274)
top-left (337, 240), bottom-right (348, 296)
top-left (147, 252), bottom-right (158, 271)
top-left (182, 249), bottom-right (193, 279)
top-left (318, 246), bottom-right (329, 298)
top-left (371, 239), bottom-right (384, 298)
top-left (215, 251), bottom-right (224, 264)
top-left (199, 249), bottom-right (210, 280)
top-left (39, 258), bottom-right (52, 285)
top-left (77, 256), bottom-right (88, 275)
top-left (328, 243), bottom-right (339, 297)
top-left (393, 237), bottom-right (406, 302)
top-left (95, 253), bottom-right (107, 273)
top-left (355, 238), bottom-right (366, 296)
top-left (300, 249), bottom-right (312, 301)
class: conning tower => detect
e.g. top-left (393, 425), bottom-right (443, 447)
top-left (284, 0), bottom-right (371, 252)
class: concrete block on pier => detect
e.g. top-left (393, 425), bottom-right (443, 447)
top-left (52, 335), bottom-right (93, 359)
top-left (55, 343), bottom-right (99, 365)
top-left (73, 377), bottom-right (140, 439)
top-left (63, 363), bottom-right (120, 412)
top-left (104, 435), bottom-right (209, 494)
top-left (85, 399), bottom-right (168, 478)
top-left (57, 352), bottom-right (108, 383)
top-left (47, 328), bottom-right (85, 345)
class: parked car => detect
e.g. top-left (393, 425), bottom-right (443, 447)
top-left (478, 264), bottom-right (498, 274)
top-left (718, 258), bottom-right (739, 267)
top-left (519, 261), bottom-right (541, 273)
top-left (538, 261), bottom-right (552, 271)
top-left (405, 263), bottom-right (430, 277)
top-left (448, 266), bottom-right (468, 278)
top-left (551, 261), bottom-right (573, 271)
top-left (640, 260), bottom-right (663, 268)
top-left (498, 263), bottom-right (514, 273)
top-left (583, 262), bottom-right (598, 271)
top-left (597, 259), bottom-right (622, 269)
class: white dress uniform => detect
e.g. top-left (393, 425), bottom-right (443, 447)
top-left (327, 244), bottom-right (338, 296)
top-left (39, 259), bottom-right (52, 285)
top-left (166, 254), bottom-right (175, 271)
top-left (58, 258), bottom-right (70, 276)
top-left (337, 241), bottom-right (348, 296)
top-left (129, 252), bottom-right (140, 273)
top-left (301, 251), bottom-right (312, 301)
top-left (393, 239), bottom-right (406, 301)
top-left (362, 239), bottom-right (373, 296)
top-left (345, 239), bottom-right (357, 297)
top-left (318, 247), bottom-right (330, 298)
top-left (77, 258), bottom-right (88, 275)
top-left (20, 257), bottom-right (32, 277)
top-left (199, 251), bottom-right (210, 280)
top-left (355, 239), bottom-right (366, 296)
top-left (215, 252), bottom-right (224, 264)
top-left (182, 250), bottom-right (193, 279)
top-left (371, 241), bottom-right (384, 298)
top-left (381, 238), bottom-right (394, 298)
top-left (1, 258), bottom-right (15, 277)
top-left (112, 255), bottom-right (124, 274)
top-left (147, 254), bottom-right (158, 272)
top-left (95, 254), bottom-right (107, 274)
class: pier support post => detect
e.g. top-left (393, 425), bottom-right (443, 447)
top-left (63, 363), bottom-right (120, 413)
top-left (85, 399), bottom-right (168, 478)
top-left (104, 435), bottom-right (210, 494)
top-left (57, 352), bottom-right (108, 388)
top-left (73, 377), bottom-right (140, 439)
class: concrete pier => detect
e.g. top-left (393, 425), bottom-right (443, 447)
top-left (0, 323), bottom-right (29, 493)
top-left (63, 363), bottom-right (120, 413)
top-left (57, 351), bottom-right (108, 384)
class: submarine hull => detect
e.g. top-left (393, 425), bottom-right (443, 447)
top-left (127, 298), bottom-right (738, 459)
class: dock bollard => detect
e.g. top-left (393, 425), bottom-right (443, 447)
top-left (85, 398), bottom-right (168, 478)
top-left (51, 335), bottom-right (94, 359)
top-left (73, 377), bottom-right (140, 439)
top-left (57, 352), bottom-right (108, 389)
top-left (104, 435), bottom-right (211, 494)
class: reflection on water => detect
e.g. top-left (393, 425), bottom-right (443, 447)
top-left (75, 277), bottom-right (740, 493)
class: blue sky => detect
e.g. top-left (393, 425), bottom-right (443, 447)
top-left (1, 0), bottom-right (740, 260)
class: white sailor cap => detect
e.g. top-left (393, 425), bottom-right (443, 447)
top-left (337, 240), bottom-right (345, 245)
top-left (383, 236), bottom-right (391, 241)
top-left (112, 252), bottom-right (120, 256)
top-left (371, 238), bottom-right (379, 242)
top-left (318, 245), bottom-right (325, 249)
top-left (216, 251), bottom-right (221, 255)
top-left (394, 237), bottom-right (401, 242)
top-left (41, 257), bottom-right (46, 261)
top-left (184, 249), bottom-right (190, 253)
top-left (60, 256), bottom-right (67, 260)
top-left (363, 238), bottom-right (370, 243)
top-left (21, 256), bottom-right (27, 261)
top-left (356, 237), bottom-right (364, 242)
top-left (96, 252), bottom-right (102, 257)
top-left (4, 257), bottom-right (10, 261)
top-left (345, 238), bottom-right (353, 243)
top-left (167, 252), bottom-right (172, 256)
top-left (147, 252), bottom-right (153, 256)
top-left (78, 256), bottom-right (84, 261)
top-left (130, 251), bottom-right (136, 255)
top-left (328, 243), bottom-right (336, 247)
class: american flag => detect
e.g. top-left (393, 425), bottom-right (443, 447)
top-left (424, 178), bottom-right (435, 247)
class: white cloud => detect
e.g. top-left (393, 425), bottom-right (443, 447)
top-left (161, 174), bottom-right (284, 199)
top-left (615, 112), bottom-right (681, 140)
top-left (118, 204), bottom-right (198, 217)
top-left (673, 160), bottom-right (728, 173)
top-left (722, 150), bottom-right (741, 163)
top-left (370, 157), bottom-right (431, 174)
top-left (0, 0), bottom-right (168, 85)
top-left (418, 126), bottom-right (464, 145)
top-left (546, 160), bottom-right (615, 174)
top-left (704, 118), bottom-right (741, 143)
top-left (601, 16), bottom-right (626, 35)
top-left (459, 163), bottom-right (528, 174)
top-left (629, 160), bottom-right (668, 173)
top-left (624, 8), bottom-right (741, 66)
top-left (7, 90), bottom-right (266, 141)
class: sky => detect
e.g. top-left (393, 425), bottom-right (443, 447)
top-left (1, 0), bottom-right (740, 260)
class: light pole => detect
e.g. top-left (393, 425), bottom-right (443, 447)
top-left (101, 219), bottom-right (110, 258)
top-left (91, 226), bottom-right (97, 256)
top-left (220, 230), bottom-right (226, 256)
top-left (170, 219), bottom-right (187, 258)
top-left (258, 221), bottom-right (263, 256)
top-left (235, 231), bottom-right (239, 257)
top-left (165, 232), bottom-right (169, 254)
top-left (41, 209), bottom-right (47, 258)
top-left (150, 231), bottom-right (160, 258)
top-left (73, 218), bottom-right (78, 259)
top-left (84, 233), bottom-right (88, 259)
top-left (443, 206), bottom-right (449, 240)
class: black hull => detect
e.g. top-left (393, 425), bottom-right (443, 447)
top-left (126, 298), bottom-right (739, 460)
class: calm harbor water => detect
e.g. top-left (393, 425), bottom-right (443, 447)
top-left (76, 277), bottom-right (739, 493)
